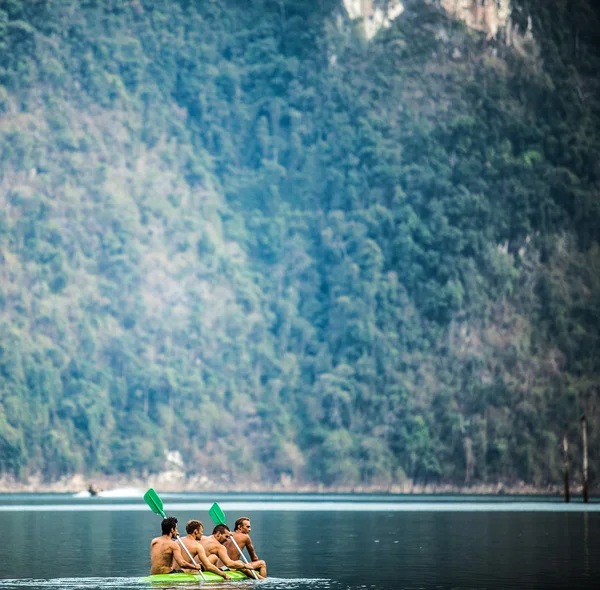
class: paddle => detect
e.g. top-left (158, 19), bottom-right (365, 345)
top-left (143, 488), bottom-right (206, 581)
top-left (209, 502), bottom-right (260, 580)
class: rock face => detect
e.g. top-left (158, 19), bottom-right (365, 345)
top-left (441, 0), bottom-right (534, 50)
top-left (343, 0), bottom-right (529, 44)
top-left (441, 0), bottom-right (511, 39)
top-left (343, 0), bottom-right (405, 39)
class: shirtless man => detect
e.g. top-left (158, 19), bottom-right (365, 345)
top-left (177, 520), bottom-right (231, 580)
top-left (200, 524), bottom-right (255, 578)
top-left (226, 516), bottom-right (267, 579)
top-left (150, 516), bottom-right (202, 575)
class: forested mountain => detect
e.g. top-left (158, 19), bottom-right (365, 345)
top-left (1, 0), bottom-right (599, 490)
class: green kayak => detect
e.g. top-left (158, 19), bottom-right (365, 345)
top-left (139, 571), bottom-right (250, 583)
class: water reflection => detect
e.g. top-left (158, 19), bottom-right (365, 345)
top-left (1, 496), bottom-right (599, 589)
top-left (0, 579), bottom-right (334, 590)
top-left (583, 511), bottom-right (590, 581)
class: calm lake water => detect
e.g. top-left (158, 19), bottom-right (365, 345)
top-left (0, 492), bottom-right (599, 590)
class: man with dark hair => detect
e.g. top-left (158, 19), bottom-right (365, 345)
top-left (177, 520), bottom-right (231, 580)
top-left (200, 524), bottom-right (256, 578)
top-left (226, 516), bottom-right (267, 578)
top-left (150, 516), bottom-right (202, 575)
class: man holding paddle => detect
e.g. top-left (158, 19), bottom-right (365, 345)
top-left (178, 520), bottom-right (231, 580)
top-left (200, 524), bottom-right (259, 578)
top-left (226, 516), bottom-right (267, 578)
top-left (150, 516), bottom-right (203, 575)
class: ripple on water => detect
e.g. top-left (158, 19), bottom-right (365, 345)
top-left (0, 578), bottom-right (335, 590)
top-left (0, 579), bottom-right (141, 590)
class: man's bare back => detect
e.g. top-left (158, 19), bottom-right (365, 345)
top-left (150, 537), bottom-right (178, 574)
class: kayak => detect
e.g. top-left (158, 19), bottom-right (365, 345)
top-left (139, 571), bottom-right (250, 583)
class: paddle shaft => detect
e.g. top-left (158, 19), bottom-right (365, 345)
top-left (175, 536), bottom-right (207, 581)
top-left (230, 536), bottom-right (259, 580)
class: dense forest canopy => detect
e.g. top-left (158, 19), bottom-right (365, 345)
top-left (0, 0), bottom-right (599, 489)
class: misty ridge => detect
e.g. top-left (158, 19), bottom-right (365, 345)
top-left (0, 0), bottom-right (599, 493)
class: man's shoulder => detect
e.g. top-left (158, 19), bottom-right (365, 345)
top-left (187, 537), bottom-right (203, 549)
top-left (152, 537), bottom-right (173, 550)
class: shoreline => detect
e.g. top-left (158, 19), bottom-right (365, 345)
top-left (0, 473), bottom-right (594, 497)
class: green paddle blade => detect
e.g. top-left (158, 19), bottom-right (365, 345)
top-left (209, 502), bottom-right (227, 526)
top-left (144, 488), bottom-right (166, 518)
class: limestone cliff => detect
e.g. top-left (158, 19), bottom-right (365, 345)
top-left (441, 0), bottom-right (533, 47)
top-left (343, 0), bottom-right (531, 45)
top-left (441, 0), bottom-right (511, 39)
top-left (343, 0), bottom-right (405, 39)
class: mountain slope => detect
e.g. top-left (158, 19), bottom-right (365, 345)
top-left (0, 0), bottom-right (599, 489)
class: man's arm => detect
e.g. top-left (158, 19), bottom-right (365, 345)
top-left (195, 542), bottom-right (231, 580)
top-left (172, 542), bottom-right (201, 571)
top-left (217, 545), bottom-right (246, 570)
top-left (244, 535), bottom-right (259, 562)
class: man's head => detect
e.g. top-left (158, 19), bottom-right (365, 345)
top-left (212, 523), bottom-right (231, 544)
top-left (234, 517), bottom-right (251, 533)
top-left (161, 516), bottom-right (178, 537)
top-left (186, 519), bottom-right (204, 538)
